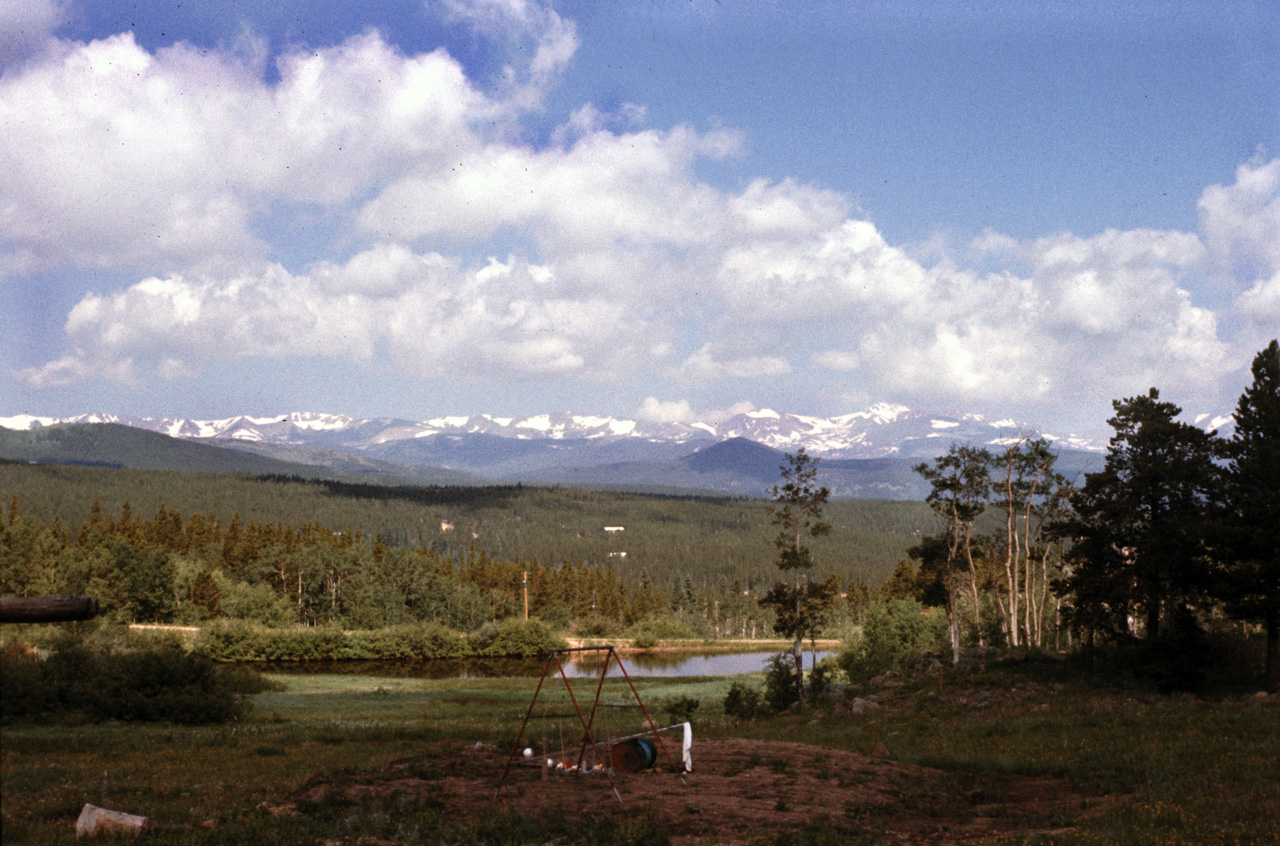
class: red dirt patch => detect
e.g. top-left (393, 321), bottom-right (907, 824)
top-left (278, 738), bottom-right (1113, 844)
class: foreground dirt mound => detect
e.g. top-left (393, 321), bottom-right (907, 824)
top-left (281, 738), bottom-right (1112, 844)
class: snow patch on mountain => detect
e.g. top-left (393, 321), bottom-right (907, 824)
top-left (0, 414), bottom-right (57, 429)
top-left (0, 403), bottom-right (1132, 459)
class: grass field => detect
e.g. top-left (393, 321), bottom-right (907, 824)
top-left (2, 661), bottom-right (1277, 845)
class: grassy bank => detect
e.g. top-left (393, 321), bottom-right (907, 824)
top-left (2, 662), bottom-right (1276, 844)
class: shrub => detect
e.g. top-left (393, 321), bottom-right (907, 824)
top-left (353, 624), bottom-right (472, 660)
top-left (764, 652), bottom-right (800, 712)
top-left (722, 681), bottom-right (762, 721)
top-left (625, 618), bottom-right (699, 642)
top-left (659, 695), bottom-right (700, 724)
top-left (1, 641), bottom-right (265, 724)
top-left (836, 599), bottom-right (947, 682)
top-left (808, 662), bottom-right (834, 699)
top-left (472, 619), bottom-right (565, 657)
top-left (0, 644), bottom-right (51, 720)
top-left (196, 621), bottom-right (474, 662)
top-left (573, 617), bottom-right (616, 638)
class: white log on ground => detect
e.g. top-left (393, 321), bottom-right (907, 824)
top-left (75, 804), bottom-right (149, 838)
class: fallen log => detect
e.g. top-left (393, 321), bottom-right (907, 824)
top-left (0, 596), bottom-right (99, 623)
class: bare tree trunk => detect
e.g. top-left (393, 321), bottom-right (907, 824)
top-left (960, 522), bottom-right (984, 647)
top-left (1266, 608), bottom-right (1278, 695)
top-left (793, 571), bottom-right (806, 703)
top-left (1054, 597), bottom-right (1062, 651)
top-left (993, 590), bottom-right (1009, 644)
top-left (1004, 508), bottom-right (1020, 647)
top-left (965, 557), bottom-right (984, 648)
top-left (946, 566), bottom-right (961, 665)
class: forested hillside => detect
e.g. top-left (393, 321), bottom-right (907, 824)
top-left (0, 422), bottom-right (486, 486)
top-left (0, 461), bottom-right (933, 639)
top-left (0, 463), bottom-right (930, 588)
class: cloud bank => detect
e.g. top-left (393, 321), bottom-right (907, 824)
top-left (2, 1), bottom-right (1276, 432)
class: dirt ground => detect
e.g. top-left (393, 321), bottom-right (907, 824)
top-left (278, 737), bottom-right (1115, 844)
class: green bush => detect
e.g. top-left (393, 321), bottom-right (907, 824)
top-left (196, 621), bottom-right (474, 662)
top-left (625, 618), bottom-right (699, 642)
top-left (659, 695), bottom-right (700, 724)
top-left (835, 599), bottom-right (947, 681)
top-left (574, 617), bottom-right (617, 637)
top-left (353, 624), bottom-right (472, 660)
top-left (764, 652), bottom-right (800, 712)
top-left (1, 642), bottom-right (264, 724)
top-left (0, 644), bottom-right (52, 719)
top-left (722, 681), bottom-right (762, 721)
top-left (471, 619), bottom-right (565, 657)
top-left (633, 631), bottom-right (659, 650)
top-left (808, 662), bottom-right (833, 699)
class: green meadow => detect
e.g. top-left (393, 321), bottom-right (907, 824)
top-left (2, 660), bottom-right (1276, 845)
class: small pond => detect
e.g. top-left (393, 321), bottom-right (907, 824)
top-left (257, 650), bottom-right (835, 679)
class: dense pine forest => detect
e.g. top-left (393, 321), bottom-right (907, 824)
top-left (0, 464), bottom-right (932, 638)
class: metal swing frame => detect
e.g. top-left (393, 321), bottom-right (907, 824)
top-left (495, 645), bottom-right (685, 801)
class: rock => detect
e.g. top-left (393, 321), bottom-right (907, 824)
top-left (871, 743), bottom-right (890, 759)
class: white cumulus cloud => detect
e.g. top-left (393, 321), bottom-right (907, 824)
top-left (636, 397), bottom-right (693, 424)
top-left (4, 7), bottom-right (1277, 432)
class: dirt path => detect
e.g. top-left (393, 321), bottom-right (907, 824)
top-left (279, 738), bottom-right (1114, 844)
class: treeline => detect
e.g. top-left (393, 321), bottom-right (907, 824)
top-left (892, 341), bottom-right (1278, 691)
top-left (0, 463), bottom-right (931, 600)
top-left (0, 495), bottom-right (846, 638)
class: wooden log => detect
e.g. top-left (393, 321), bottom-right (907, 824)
top-left (0, 596), bottom-right (99, 624)
top-left (75, 804), bottom-right (149, 838)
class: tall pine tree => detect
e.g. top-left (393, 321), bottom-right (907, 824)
top-left (1061, 389), bottom-right (1221, 644)
top-left (1221, 340), bottom-right (1280, 693)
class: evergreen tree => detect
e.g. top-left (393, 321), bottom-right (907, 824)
top-left (1221, 340), bottom-right (1280, 692)
top-left (1060, 389), bottom-right (1221, 644)
top-left (879, 558), bottom-right (922, 601)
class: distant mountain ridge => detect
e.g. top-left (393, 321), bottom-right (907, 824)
top-left (5, 403), bottom-right (1234, 498)
top-left (2, 405), bottom-right (1133, 499)
top-left (0, 403), bottom-right (1114, 459)
top-left (0, 423), bottom-right (486, 487)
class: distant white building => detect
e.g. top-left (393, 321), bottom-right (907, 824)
top-left (440, 521), bottom-right (454, 532)
top-left (604, 526), bottom-right (625, 533)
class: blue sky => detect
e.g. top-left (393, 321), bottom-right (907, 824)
top-left (1, 0), bottom-right (1277, 438)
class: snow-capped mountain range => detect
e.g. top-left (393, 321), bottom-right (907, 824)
top-left (1, 404), bottom-right (1111, 459)
top-left (4, 405), bottom-right (1239, 497)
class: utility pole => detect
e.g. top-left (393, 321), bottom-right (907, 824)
top-left (523, 570), bottom-right (529, 621)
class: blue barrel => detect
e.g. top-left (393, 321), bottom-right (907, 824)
top-left (610, 737), bottom-right (658, 773)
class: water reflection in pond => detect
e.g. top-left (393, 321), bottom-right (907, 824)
top-left (256, 650), bottom-right (834, 679)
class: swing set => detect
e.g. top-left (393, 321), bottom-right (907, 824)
top-left (495, 645), bottom-right (691, 802)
